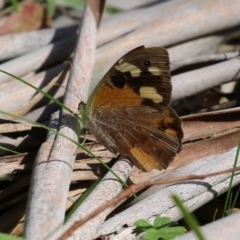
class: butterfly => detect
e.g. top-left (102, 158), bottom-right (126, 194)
top-left (81, 46), bottom-right (183, 172)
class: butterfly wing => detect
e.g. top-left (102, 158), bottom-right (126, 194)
top-left (87, 46), bottom-right (171, 110)
top-left (88, 105), bottom-right (182, 171)
top-left (86, 46), bottom-right (183, 171)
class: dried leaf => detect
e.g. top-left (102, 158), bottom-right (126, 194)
top-left (0, 2), bottom-right (51, 35)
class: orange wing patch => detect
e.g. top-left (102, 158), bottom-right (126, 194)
top-left (164, 128), bottom-right (178, 136)
top-left (91, 84), bottom-right (143, 107)
top-left (130, 147), bottom-right (163, 171)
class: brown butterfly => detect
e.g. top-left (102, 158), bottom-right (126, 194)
top-left (81, 46), bottom-right (183, 172)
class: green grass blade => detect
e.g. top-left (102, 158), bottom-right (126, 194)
top-left (222, 139), bottom-right (240, 217)
top-left (0, 69), bottom-right (81, 122)
top-left (0, 110), bottom-right (128, 189)
top-left (0, 70), bottom-right (140, 200)
top-left (47, 0), bottom-right (57, 16)
top-left (0, 175), bottom-right (13, 181)
top-left (231, 185), bottom-right (240, 214)
top-left (65, 179), bottom-right (100, 221)
top-left (212, 208), bottom-right (218, 222)
top-left (172, 194), bottom-right (205, 240)
top-left (56, 0), bottom-right (85, 9)
top-left (0, 145), bottom-right (20, 155)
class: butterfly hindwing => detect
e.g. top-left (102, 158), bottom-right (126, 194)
top-left (88, 105), bottom-right (182, 171)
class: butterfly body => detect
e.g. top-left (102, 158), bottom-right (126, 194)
top-left (83, 46), bottom-right (183, 172)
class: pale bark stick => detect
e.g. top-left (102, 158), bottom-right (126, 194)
top-left (91, 0), bottom-right (240, 91)
top-left (0, 63), bottom-right (68, 116)
top-left (168, 35), bottom-right (226, 63)
top-left (52, 158), bottom-right (132, 240)
top-left (0, 35), bottom-right (76, 84)
top-left (104, 172), bottom-right (240, 240)
top-left (98, 0), bottom-right (240, 47)
top-left (0, 25), bottom-right (77, 60)
top-left (96, 146), bottom-right (240, 237)
top-left (0, 0), bottom-right (4, 9)
top-left (23, 103), bottom-right (60, 122)
top-left (171, 51), bottom-right (240, 71)
top-left (172, 58), bottom-right (240, 102)
top-left (177, 208), bottom-right (240, 240)
top-left (24, 0), bottom-right (103, 239)
top-left (13, 67), bottom-right (69, 117)
top-left (24, 111), bottom-right (61, 240)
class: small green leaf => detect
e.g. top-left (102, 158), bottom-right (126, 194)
top-left (0, 232), bottom-right (25, 240)
top-left (133, 217), bottom-right (187, 239)
top-left (144, 228), bottom-right (160, 240)
top-left (159, 226), bottom-right (186, 239)
top-left (106, 6), bottom-right (122, 14)
top-left (135, 219), bottom-right (153, 228)
top-left (153, 216), bottom-right (172, 228)
top-left (133, 219), bottom-right (153, 235)
top-left (144, 226), bottom-right (186, 240)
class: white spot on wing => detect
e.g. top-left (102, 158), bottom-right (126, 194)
top-left (148, 66), bottom-right (161, 76)
top-left (139, 86), bottom-right (163, 103)
top-left (115, 62), bottom-right (141, 77)
top-left (118, 58), bottom-right (124, 64)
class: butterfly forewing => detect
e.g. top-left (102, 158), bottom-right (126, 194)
top-left (88, 46), bottom-right (172, 110)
